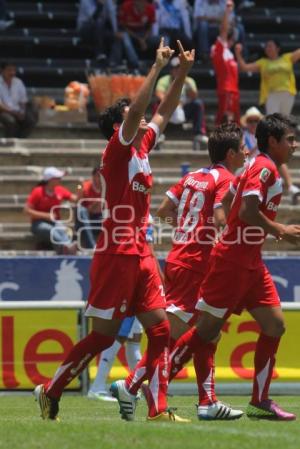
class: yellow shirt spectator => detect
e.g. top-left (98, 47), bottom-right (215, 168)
top-left (256, 53), bottom-right (296, 105)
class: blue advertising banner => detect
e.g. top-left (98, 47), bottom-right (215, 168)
top-left (0, 256), bottom-right (299, 302)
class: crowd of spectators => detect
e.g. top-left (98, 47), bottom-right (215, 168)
top-left (77, 0), bottom-right (252, 69)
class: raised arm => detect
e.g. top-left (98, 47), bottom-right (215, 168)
top-left (219, 0), bottom-right (233, 42)
top-left (151, 40), bottom-right (195, 134)
top-left (291, 48), bottom-right (300, 64)
top-left (235, 43), bottom-right (260, 73)
top-left (122, 38), bottom-right (174, 143)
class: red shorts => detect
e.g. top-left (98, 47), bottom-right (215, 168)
top-left (216, 91), bottom-right (240, 125)
top-left (165, 262), bottom-right (206, 324)
top-left (85, 254), bottom-right (165, 319)
top-left (196, 256), bottom-right (280, 319)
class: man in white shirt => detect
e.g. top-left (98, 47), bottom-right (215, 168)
top-left (0, 62), bottom-right (38, 138)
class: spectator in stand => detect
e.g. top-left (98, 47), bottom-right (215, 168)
top-left (24, 167), bottom-right (77, 254)
top-left (0, 0), bottom-right (14, 31)
top-left (76, 166), bottom-right (102, 250)
top-left (77, 0), bottom-right (121, 65)
top-left (194, 0), bottom-right (246, 62)
top-left (241, 106), bottom-right (263, 156)
top-left (211, 1), bottom-right (240, 125)
top-left (155, 56), bottom-right (207, 150)
top-left (241, 106), bottom-right (300, 204)
top-left (153, 0), bottom-right (193, 50)
top-left (118, 0), bottom-right (160, 71)
top-left (235, 40), bottom-right (300, 116)
top-left (0, 62), bottom-right (38, 138)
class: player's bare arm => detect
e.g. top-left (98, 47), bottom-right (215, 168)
top-left (152, 40), bottom-right (195, 134)
top-left (239, 195), bottom-right (300, 244)
top-left (221, 189), bottom-right (235, 218)
top-left (214, 206), bottom-right (227, 230)
top-left (156, 196), bottom-right (178, 227)
top-left (122, 37), bottom-right (174, 143)
top-left (219, 0), bottom-right (234, 42)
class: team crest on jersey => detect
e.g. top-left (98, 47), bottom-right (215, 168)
top-left (260, 168), bottom-right (271, 183)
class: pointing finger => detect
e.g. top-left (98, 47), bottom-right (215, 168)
top-left (177, 40), bottom-right (185, 54)
top-left (159, 37), bottom-right (164, 48)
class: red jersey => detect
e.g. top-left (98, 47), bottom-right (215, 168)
top-left (211, 37), bottom-right (239, 94)
top-left (81, 179), bottom-right (101, 209)
top-left (215, 153), bottom-right (283, 269)
top-left (26, 184), bottom-right (72, 221)
top-left (96, 122), bottom-right (159, 256)
top-left (119, 1), bottom-right (155, 32)
top-left (166, 165), bottom-right (235, 273)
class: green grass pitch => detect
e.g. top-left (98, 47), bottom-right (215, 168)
top-left (0, 394), bottom-right (299, 449)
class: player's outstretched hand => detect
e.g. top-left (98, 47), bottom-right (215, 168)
top-left (155, 37), bottom-right (174, 69)
top-left (280, 224), bottom-right (300, 244)
top-left (177, 40), bottom-right (195, 71)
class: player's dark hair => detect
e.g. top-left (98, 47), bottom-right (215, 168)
top-left (256, 113), bottom-right (297, 153)
top-left (208, 123), bottom-right (243, 163)
top-left (98, 97), bottom-right (131, 140)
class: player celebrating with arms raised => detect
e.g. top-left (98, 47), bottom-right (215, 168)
top-left (34, 39), bottom-right (195, 423)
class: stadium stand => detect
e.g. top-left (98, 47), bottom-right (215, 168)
top-left (0, 0), bottom-right (300, 253)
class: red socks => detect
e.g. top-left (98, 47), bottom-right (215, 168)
top-left (126, 320), bottom-right (170, 417)
top-left (45, 331), bottom-right (114, 399)
top-left (251, 333), bottom-right (280, 404)
top-left (125, 352), bottom-right (147, 395)
top-left (193, 340), bottom-right (217, 405)
top-left (169, 328), bottom-right (198, 382)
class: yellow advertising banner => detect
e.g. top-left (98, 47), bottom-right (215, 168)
top-left (90, 310), bottom-right (300, 383)
top-left (1, 309), bottom-right (299, 390)
top-left (0, 309), bottom-right (80, 390)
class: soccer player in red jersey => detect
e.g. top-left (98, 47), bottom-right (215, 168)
top-left (34, 39), bottom-right (195, 423)
top-left (178, 113), bottom-right (299, 420)
top-left (211, 1), bottom-right (240, 125)
top-left (121, 123), bottom-right (245, 419)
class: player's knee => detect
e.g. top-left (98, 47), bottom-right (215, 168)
top-left (195, 313), bottom-right (223, 342)
top-left (274, 320), bottom-right (286, 337)
top-left (212, 332), bottom-right (222, 345)
top-left (262, 319), bottom-right (285, 337)
top-left (196, 324), bottom-right (220, 342)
